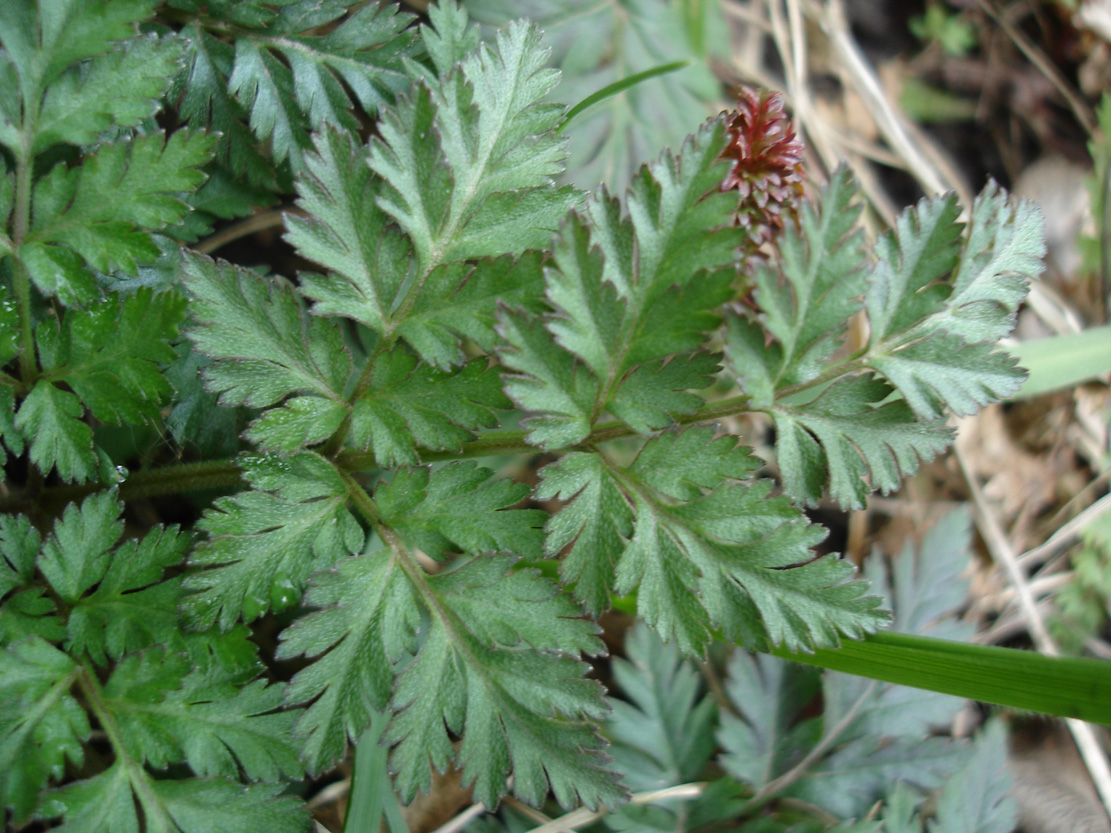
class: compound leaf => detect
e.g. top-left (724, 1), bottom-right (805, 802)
top-left (766, 376), bottom-right (954, 509)
top-left (182, 253), bottom-right (351, 409)
top-left (183, 453), bottom-right (364, 630)
top-left (39, 289), bottom-right (185, 426)
top-left (369, 19), bottom-right (577, 270)
top-left (15, 380), bottom-right (95, 483)
top-left (25, 131), bottom-right (214, 304)
top-left (284, 128), bottom-right (410, 336)
top-left (606, 621), bottom-right (717, 791)
top-left (0, 637), bottom-right (86, 820)
top-left (33, 34), bottom-right (183, 153)
top-left (374, 464), bottom-right (545, 561)
top-left (350, 351), bottom-right (507, 466)
top-left (104, 648), bottom-right (302, 783)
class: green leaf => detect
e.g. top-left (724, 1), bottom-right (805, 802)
top-left (176, 24), bottom-right (276, 187)
top-left (25, 131), bottom-right (214, 304)
top-left (176, 4), bottom-right (415, 182)
top-left (866, 334), bottom-right (1025, 420)
top-left (776, 630), bottom-right (1111, 725)
top-left (785, 734), bottom-right (968, 819)
top-left (717, 651), bottom-right (821, 790)
top-left (858, 184), bottom-right (1040, 419)
top-left (224, 3), bottom-right (414, 171)
top-left (0, 637), bottom-right (86, 820)
top-left (244, 395), bottom-right (347, 455)
top-left (0, 513), bottom-right (41, 599)
top-left (37, 492), bottom-right (123, 604)
top-left (281, 547), bottom-right (620, 810)
top-left (182, 253), bottom-right (351, 409)
top-left (148, 778), bottom-right (310, 833)
top-left (605, 621), bottom-right (717, 791)
top-left (0, 0), bottom-right (155, 110)
top-left (374, 464), bottom-right (546, 560)
top-left (285, 128), bottom-right (411, 336)
top-left (385, 555), bottom-right (619, 810)
top-left (929, 182), bottom-right (1043, 345)
top-left (350, 351), bottom-right (507, 466)
top-left (418, 0), bottom-right (479, 78)
top-left (927, 720), bottom-right (1015, 833)
top-left (183, 453), bottom-right (364, 630)
top-left (499, 117), bottom-right (740, 446)
top-left (725, 166), bottom-right (867, 401)
top-left (164, 340), bottom-right (242, 458)
top-left (104, 647), bottom-right (302, 783)
top-left (537, 451), bottom-right (633, 614)
top-left (42, 764), bottom-right (311, 833)
top-left (278, 549), bottom-right (416, 773)
top-left (466, 0), bottom-right (726, 192)
top-left (33, 34), bottom-right (183, 153)
top-left (865, 194), bottom-right (964, 344)
top-left (39, 762), bottom-right (137, 833)
top-left (15, 380), bottom-right (95, 482)
top-left (619, 459), bottom-right (887, 653)
top-left (67, 524), bottom-right (191, 666)
top-left (766, 376), bottom-right (953, 509)
top-left (396, 253), bottom-right (547, 369)
top-left (627, 425), bottom-right (762, 501)
top-left (369, 20), bottom-right (577, 269)
top-left (39, 289), bottom-right (185, 426)
top-left (497, 306), bottom-right (597, 449)
top-left (1012, 324), bottom-right (1111, 400)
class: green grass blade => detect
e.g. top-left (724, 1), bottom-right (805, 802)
top-left (558, 61), bottom-right (691, 133)
top-left (1010, 325), bottom-right (1111, 399)
top-left (344, 711), bottom-right (409, 833)
top-left (772, 631), bottom-right (1111, 724)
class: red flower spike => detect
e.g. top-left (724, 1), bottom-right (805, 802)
top-left (720, 87), bottom-right (806, 252)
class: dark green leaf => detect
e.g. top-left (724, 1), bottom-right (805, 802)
top-left (25, 131), bottom-right (214, 304)
top-left (0, 637), bottom-right (86, 819)
top-left (351, 351), bottom-right (507, 466)
top-left (375, 464), bottom-right (545, 560)
top-left (183, 453), bottom-right (364, 630)
top-left (182, 253), bottom-right (351, 409)
top-left (15, 380), bottom-right (95, 482)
